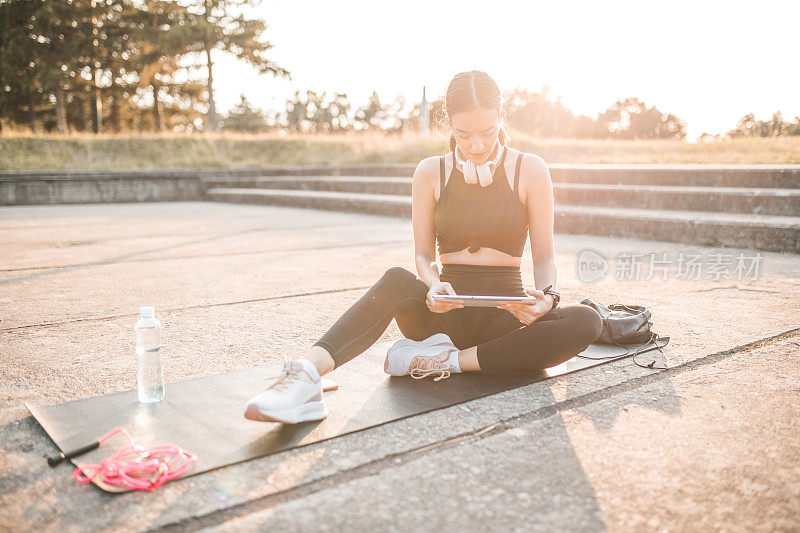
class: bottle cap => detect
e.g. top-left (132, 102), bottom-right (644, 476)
top-left (139, 306), bottom-right (155, 319)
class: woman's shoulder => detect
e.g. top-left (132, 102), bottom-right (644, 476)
top-left (505, 146), bottom-right (546, 167)
top-left (505, 148), bottom-right (550, 200)
top-left (413, 155), bottom-right (448, 183)
top-left (412, 156), bottom-right (440, 185)
top-left (507, 147), bottom-right (548, 179)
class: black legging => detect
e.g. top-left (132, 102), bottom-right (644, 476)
top-left (313, 264), bottom-right (603, 372)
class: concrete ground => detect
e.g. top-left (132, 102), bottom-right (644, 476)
top-left (0, 201), bottom-right (798, 532)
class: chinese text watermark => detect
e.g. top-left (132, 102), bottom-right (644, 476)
top-left (577, 248), bottom-right (763, 283)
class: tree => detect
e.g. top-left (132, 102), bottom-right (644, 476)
top-left (595, 97), bottom-right (686, 140)
top-left (0, 0), bottom-right (106, 133)
top-left (728, 111), bottom-right (800, 137)
top-left (130, 1), bottom-right (203, 131)
top-left (504, 86), bottom-right (579, 138)
top-left (0, 0), bottom-right (41, 131)
top-left (0, 0), bottom-right (216, 133)
top-left (221, 94), bottom-right (267, 131)
top-left (326, 92), bottom-right (351, 132)
top-left (355, 91), bottom-right (388, 130)
top-left (283, 89), bottom-right (352, 133)
top-left (190, 0), bottom-right (290, 131)
top-left (25, 1), bottom-right (85, 134)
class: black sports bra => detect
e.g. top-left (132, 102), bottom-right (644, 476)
top-left (434, 146), bottom-right (529, 258)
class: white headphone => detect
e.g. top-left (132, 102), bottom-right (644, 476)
top-left (454, 139), bottom-right (504, 187)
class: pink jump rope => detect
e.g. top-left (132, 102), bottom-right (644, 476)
top-left (48, 427), bottom-right (196, 490)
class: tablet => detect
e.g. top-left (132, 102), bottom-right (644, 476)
top-left (431, 294), bottom-right (538, 307)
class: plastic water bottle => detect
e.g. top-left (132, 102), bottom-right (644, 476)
top-left (135, 306), bottom-right (164, 403)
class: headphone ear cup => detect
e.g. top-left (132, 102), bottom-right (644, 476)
top-left (463, 160), bottom-right (477, 184)
top-left (476, 163), bottom-right (492, 186)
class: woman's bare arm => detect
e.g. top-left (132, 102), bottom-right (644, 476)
top-left (411, 157), bottom-right (441, 288)
top-left (523, 153), bottom-right (558, 307)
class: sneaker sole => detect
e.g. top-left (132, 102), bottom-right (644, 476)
top-left (244, 400), bottom-right (328, 424)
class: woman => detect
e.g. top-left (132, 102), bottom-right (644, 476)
top-left (244, 70), bottom-right (603, 424)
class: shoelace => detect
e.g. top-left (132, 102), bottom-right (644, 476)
top-left (409, 350), bottom-right (454, 382)
top-left (267, 362), bottom-right (305, 392)
top-left (72, 428), bottom-right (196, 491)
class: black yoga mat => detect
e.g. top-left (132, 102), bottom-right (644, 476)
top-left (27, 337), bottom-right (668, 492)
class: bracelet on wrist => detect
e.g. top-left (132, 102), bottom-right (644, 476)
top-left (542, 287), bottom-right (560, 309)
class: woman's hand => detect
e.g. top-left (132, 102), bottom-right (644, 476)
top-left (497, 288), bottom-right (553, 325)
top-left (426, 281), bottom-right (464, 313)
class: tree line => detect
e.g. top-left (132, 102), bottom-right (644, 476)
top-left (0, 0), bottom-right (286, 133)
top-left (724, 112), bottom-right (800, 138)
top-left (2, 1), bottom-right (797, 140)
top-left (226, 90), bottom-right (691, 140)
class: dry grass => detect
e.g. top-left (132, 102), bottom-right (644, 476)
top-left (1, 128), bottom-right (798, 171)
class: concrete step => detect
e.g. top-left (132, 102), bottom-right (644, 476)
top-left (548, 165), bottom-right (800, 188)
top-left (204, 187), bottom-right (800, 253)
top-left (199, 164), bottom-right (800, 188)
top-left (205, 187), bottom-right (411, 217)
top-left (4, 165), bottom-right (798, 206)
top-left (556, 183), bottom-right (800, 216)
top-left (7, 163), bottom-right (800, 188)
top-left (556, 204), bottom-right (800, 253)
top-left (202, 177), bottom-right (800, 216)
top-left (204, 176), bottom-right (412, 196)
top-left (198, 164), bottom-right (800, 188)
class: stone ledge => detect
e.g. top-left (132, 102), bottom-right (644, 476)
top-left (3, 164), bottom-right (798, 206)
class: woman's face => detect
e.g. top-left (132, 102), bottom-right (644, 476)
top-left (448, 107), bottom-right (501, 164)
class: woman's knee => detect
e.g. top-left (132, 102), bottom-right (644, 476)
top-left (375, 266), bottom-right (426, 298)
top-left (562, 304), bottom-right (603, 344)
top-left (380, 266), bottom-right (423, 289)
top-left (381, 266), bottom-right (415, 283)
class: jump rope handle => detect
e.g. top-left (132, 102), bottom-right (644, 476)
top-left (47, 440), bottom-right (100, 467)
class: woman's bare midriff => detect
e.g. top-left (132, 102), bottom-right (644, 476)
top-left (440, 247), bottom-right (522, 267)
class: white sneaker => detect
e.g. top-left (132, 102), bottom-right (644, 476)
top-left (244, 359), bottom-right (328, 423)
top-left (385, 333), bottom-right (460, 381)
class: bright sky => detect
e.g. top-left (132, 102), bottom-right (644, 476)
top-left (213, 0), bottom-right (799, 141)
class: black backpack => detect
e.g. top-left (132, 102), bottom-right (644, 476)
top-left (580, 298), bottom-right (670, 369)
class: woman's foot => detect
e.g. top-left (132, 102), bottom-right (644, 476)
top-left (385, 333), bottom-right (461, 381)
top-left (244, 359), bottom-right (328, 423)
